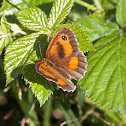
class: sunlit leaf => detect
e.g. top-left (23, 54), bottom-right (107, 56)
top-left (79, 30), bottom-right (126, 115)
top-left (75, 17), bottom-right (119, 42)
top-left (17, 8), bottom-right (48, 32)
top-left (5, 32), bottom-right (40, 84)
top-left (0, 0), bottom-right (29, 16)
top-left (0, 16), bottom-right (11, 55)
top-left (47, 0), bottom-right (73, 29)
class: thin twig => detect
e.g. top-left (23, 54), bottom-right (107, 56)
top-left (5, 0), bottom-right (20, 10)
top-left (74, 0), bottom-right (97, 11)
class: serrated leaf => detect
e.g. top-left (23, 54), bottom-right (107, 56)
top-left (0, 16), bottom-right (11, 55)
top-left (17, 8), bottom-right (48, 32)
top-left (1, 16), bottom-right (10, 33)
top-left (5, 32), bottom-right (40, 84)
top-left (116, 0), bottom-right (126, 27)
top-left (79, 30), bottom-right (126, 115)
top-left (22, 63), bottom-right (54, 106)
top-left (75, 17), bottom-right (119, 42)
top-left (53, 24), bottom-right (94, 52)
top-left (47, 0), bottom-right (73, 29)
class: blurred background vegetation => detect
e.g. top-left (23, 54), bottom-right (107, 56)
top-left (0, 0), bottom-right (126, 126)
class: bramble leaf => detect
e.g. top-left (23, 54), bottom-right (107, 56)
top-left (0, 16), bottom-right (11, 55)
top-left (116, 0), bottom-right (126, 27)
top-left (17, 8), bottom-right (48, 32)
top-left (47, 0), bottom-right (73, 29)
top-left (5, 32), bottom-right (40, 84)
top-left (75, 17), bottom-right (119, 42)
top-left (79, 30), bottom-right (126, 115)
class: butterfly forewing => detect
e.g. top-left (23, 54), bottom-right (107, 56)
top-left (46, 28), bottom-right (80, 63)
top-left (35, 60), bottom-right (58, 83)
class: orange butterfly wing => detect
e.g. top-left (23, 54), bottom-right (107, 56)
top-left (35, 59), bottom-right (76, 92)
top-left (35, 28), bottom-right (87, 92)
top-left (46, 28), bottom-right (87, 80)
top-left (46, 28), bottom-right (79, 62)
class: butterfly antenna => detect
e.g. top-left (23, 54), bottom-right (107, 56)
top-left (38, 40), bottom-right (43, 58)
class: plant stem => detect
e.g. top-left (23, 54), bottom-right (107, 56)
top-left (5, 0), bottom-right (20, 10)
top-left (74, 0), bottom-right (97, 11)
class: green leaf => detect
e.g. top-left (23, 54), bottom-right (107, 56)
top-left (116, 0), bottom-right (126, 27)
top-left (4, 32), bottom-right (40, 84)
top-left (79, 30), bottom-right (126, 115)
top-left (1, 16), bottom-right (10, 33)
top-left (0, 16), bottom-right (11, 55)
top-left (17, 8), bottom-right (48, 32)
top-left (0, 0), bottom-right (30, 16)
top-left (47, 0), bottom-right (73, 29)
top-left (0, 0), bottom-right (55, 17)
top-left (53, 24), bottom-right (94, 52)
top-left (22, 63), bottom-right (54, 106)
top-left (75, 17), bottom-right (119, 42)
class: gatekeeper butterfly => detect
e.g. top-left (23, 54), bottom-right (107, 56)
top-left (35, 28), bottom-right (87, 92)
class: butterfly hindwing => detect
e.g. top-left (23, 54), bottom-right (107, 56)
top-left (35, 60), bottom-right (58, 83)
top-left (35, 59), bottom-right (76, 92)
top-left (57, 78), bottom-right (76, 92)
top-left (64, 52), bottom-right (87, 80)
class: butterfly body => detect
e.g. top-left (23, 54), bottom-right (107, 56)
top-left (35, 28), bottom-right (87, 92)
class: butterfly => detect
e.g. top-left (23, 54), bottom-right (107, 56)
top-left (35, 28), bottom-right (87, 92)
